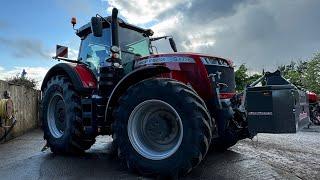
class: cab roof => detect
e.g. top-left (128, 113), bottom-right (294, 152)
top-left (76, 16), bottom-right (153, 39)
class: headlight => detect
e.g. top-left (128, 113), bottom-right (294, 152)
top-left (110, 46), bottom-right (120, 53)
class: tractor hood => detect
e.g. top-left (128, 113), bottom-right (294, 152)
top-left (135, 53), bottom-right (233, 67)
top-left (134, 53), bottom-right (236, 95)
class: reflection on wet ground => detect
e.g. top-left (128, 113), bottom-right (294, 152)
top-left (0, 126), bottom-right (319, 179)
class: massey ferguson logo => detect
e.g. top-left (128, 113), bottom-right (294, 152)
top-left (216, 71), bottom-right (222, 79)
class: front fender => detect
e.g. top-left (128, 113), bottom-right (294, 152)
top-left (41, 63), bottom-right (97, 94)
top-left (105, 65), bottom-right (170, 124)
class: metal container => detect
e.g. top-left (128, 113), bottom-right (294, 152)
top-left (246, 85), bottom-right (310, 134)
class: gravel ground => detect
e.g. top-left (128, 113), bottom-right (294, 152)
top-left (0, 126), bottom-right (319, 179)
top-left (231, 126), bottom-right (320, 179)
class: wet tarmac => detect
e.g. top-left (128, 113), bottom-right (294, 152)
top-left (0, 126), bottom-right (319, 180)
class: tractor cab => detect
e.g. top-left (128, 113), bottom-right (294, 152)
top-left (73, 17), bottom-right (177, 76)
top-left (76, 19), bottom-right (152, 75)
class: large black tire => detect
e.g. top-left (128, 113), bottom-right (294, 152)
top-left (41, 75), bottom-right (95, 154)
top-left (112, 78), bottom-right (212, 177)
top-left (210, 103), bottom-right (242, 152)
top-left (210, 121), bottom-right (238, 151)
top-left (209, 102), bottom-right (241, 152)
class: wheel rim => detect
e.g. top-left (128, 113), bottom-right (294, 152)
top-left (128, 99), bottom-right (183, 160)
top-left (47, 93), bottom-right (66, 138)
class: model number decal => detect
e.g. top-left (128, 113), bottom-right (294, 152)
top-left (248, 112), bottom-right (273, 116)
top-left (135, 57), bottom-right (194, 66)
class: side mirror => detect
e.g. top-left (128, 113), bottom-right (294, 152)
top-left (91, 17), bottom-right (103, 37)
top-left (169, 38), bottom-right (177, 52)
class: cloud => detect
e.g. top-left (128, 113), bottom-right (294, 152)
top-left (0, 37), bottom-right (50, 59)
top-left (0, 66), bottom-right (49, 89)
top-left (105, 0), bottom-right (188, 25)
top-left (105, 0), bottom-right (320, 71)
top-left (55, 0), bottom-right (95, 16)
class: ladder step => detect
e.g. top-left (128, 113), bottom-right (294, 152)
top-left (81, 99), bottom-right (92, 105)
top-left (82, 112), bottom-right (92, 118)
top-left (99, 81), bottom-right (113, 86)
top-left (100, 73), bottom-right (114, 79)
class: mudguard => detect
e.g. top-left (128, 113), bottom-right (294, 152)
top-left (41, 63), bottom-right (97, 94)
top-left (105, 65), bottom-right (170, 124)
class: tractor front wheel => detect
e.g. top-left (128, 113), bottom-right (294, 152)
top-left (41, 75), bottom-right (95, 154)
top-left (112, 78), bottom-right (212, 177)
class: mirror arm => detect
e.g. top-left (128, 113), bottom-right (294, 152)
top-left (151, 46), bottom-right (158, 54)
top-left (96, 14), bottom-right (110, 25)
top-left (150, 36), bottom-right (171, 42)
top-left (52, 56), bottom-right (88, 66)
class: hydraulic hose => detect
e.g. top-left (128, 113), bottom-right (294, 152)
top-left (0, 99), bottom-right (14, 120)
top-left (0, 99), bottom-right (16, 142)
top-left (0, 117), bottom-right (17, 142)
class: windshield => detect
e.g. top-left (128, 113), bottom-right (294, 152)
top-left (78, 27), bottom-right (151, 75)
top-left (119, 28), bottom-right (150, 61)
top-left (119, 28), bottom-right (151, 73)
top-left (119, 28), bottom-right (150, 56)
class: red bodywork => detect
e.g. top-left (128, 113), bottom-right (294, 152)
top-left (307, 91), bottom-right (318, 103)
top-left (135, 53), bottom-right (235, 101)
top-left (72, 53), bottom-right (235, 101)
top-left (74, 64), bottom-right (97, 88)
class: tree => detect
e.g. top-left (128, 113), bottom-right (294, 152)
top-left (278, 61), bottom-right (307, 87)
top-left (235, 64), bottom-right (248, 91)
top-left (6, 70), bottom-right (38, 89)
top-left (304, 53), bottom-right (320, 94)
top-left (235, 64), bottom-right (262, 92)
top-left (277, 52), bottom-right (320, 94)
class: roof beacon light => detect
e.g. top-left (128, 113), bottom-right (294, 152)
top-left (71, 17), bottom-right (77, 29)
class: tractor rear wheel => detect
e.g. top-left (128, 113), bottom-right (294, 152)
top-left (112, 78), bottom-right (212, 177)
top-left (41, 75), bottom-right (95, 154)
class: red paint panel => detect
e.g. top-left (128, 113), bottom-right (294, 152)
top-left (141, 54), bottom-right (213, 100)
top-left (135, 53), bottom-right (235, 101)
top-left (307, 91), bottom-right (318, 103)
top-left (219, 93), bottom-right (236, 99)
top-left (74, 65), bottom-right (97, 88)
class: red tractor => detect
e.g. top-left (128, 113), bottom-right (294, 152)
top-left (41, 8), bottom-right (308, 177)
top-left (307, 91), bottom-right (320, 125)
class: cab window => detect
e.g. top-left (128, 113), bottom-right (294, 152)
top-left (78, 28), bottom-right (111, 75)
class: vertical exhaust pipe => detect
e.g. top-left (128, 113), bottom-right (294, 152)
top-left (98, 8), bottom-right (123, 97)
top-left (111, 8), bottom-right (119, 47)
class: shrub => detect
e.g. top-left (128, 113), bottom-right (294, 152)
top-left (6, 75), bottom-right (37, 89)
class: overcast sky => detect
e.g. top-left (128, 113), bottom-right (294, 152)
top-left (0, 0), bottom-right (319, 87)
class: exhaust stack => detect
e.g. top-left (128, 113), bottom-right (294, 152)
top-left (111, 8), bottom-right (119, 47)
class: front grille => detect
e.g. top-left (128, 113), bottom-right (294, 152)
top-left (205, 65), bottom-right (235, 93)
